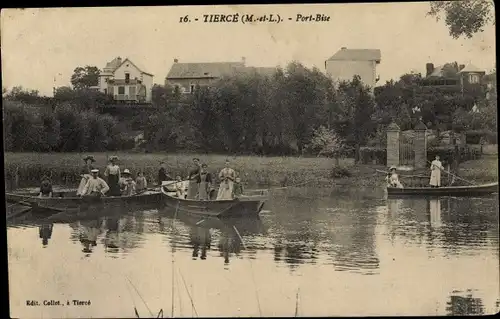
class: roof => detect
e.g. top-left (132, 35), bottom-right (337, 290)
top-left (427, 63), bottom-right (460, 78)
top-left (102, 57), bottom-right (154, 77)
top-left (415, 121), bottom-right (427, 130)
top-left (458, 63), bottom-right (484, 73)
top-left (387, 122), bottom-right (400, 131)
top-left (327, 48), bottom-right (381, 62)
top-left (236, 66), bottom-right (277, 77)
top-left (166, 62), bottom-right (245, 79)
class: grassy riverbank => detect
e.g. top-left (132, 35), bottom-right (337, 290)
top-left (4, 152), bottom-right (495, 190)
top-left (4, 152), bottom-right (360, 189)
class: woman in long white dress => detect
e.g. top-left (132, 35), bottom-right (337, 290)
top-left (429, 155), bottom-right (443, 187)
top-left (216, 159), bottom-right (236, 200)
top-left (386, 166), bottom-right (404, 188)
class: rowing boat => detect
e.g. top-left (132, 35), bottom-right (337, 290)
top-left (6, 189), bottom-right (163, 212)
top-left (387, 181), bottom-right (498, 197)
top-left (160, 186), bottom-right (268, 218)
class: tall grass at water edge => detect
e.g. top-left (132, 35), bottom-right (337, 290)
top-left (4, 152), bottom-right (357, 189)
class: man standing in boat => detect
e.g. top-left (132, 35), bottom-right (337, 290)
top-left (186, 157), bottom-right (201, 199)
top-left (429, 155), bottom-right (443, 188)
top-left (81, 169), bottom-right (110, 197)
top-left (77, 155), bottom-right (95, 196)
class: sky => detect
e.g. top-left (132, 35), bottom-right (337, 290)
top-left (1, 3), bottom-right (496, 96)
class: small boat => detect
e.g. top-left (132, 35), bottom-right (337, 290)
top-left (6, 189), bottom-right (163, 212)
top-left (387, 181), bottom-right (499, 197)
top-left (160, 186), bottom-right (268, 218)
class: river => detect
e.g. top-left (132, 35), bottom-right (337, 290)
top-left (7, 187), bottom-right (500, 317)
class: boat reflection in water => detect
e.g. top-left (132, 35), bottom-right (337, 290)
top-left (38, 222), bottom-right (54, 247)
top-left (161, 206), bottom-right (266, 265)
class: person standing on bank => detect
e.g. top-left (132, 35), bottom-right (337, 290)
top-left (429, 155), bottom-right (443, 188)
top-left (104, 156), bottom-right (121, 196)
top-left (158, 161), bottom-right (173, 186)
top-left (77, 155), bottom-right (95, 196)
top-left (197, 163), bottom-right (213, 200)
top-left (186, 158), bottom-right (201, 200)
top-left (82, 169), bottom-right (110, 197)
top-left (216, 159), bottom-right (236, 200)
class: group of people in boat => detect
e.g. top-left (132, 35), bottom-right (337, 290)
top-left (38, 155), bottom-right (244, 200)
top-left (164, 157), bottom-right (244, 201)
top-left (386, 155), bottom-right (444, 189)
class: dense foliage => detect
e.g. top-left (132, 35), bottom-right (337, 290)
top-left (2, 62), bottom-right (496, 159)
top-left (427, 0), bottom-right (495, 39)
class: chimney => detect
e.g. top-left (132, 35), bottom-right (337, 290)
top-left (459, 64), bottom-right (465, 71)
top-left (174, 58), bottom-right (178, 63)
top-left (426, 63), bottom-right (434, 77)
top-left (117, 57), bottom-right (122, 64)
top-left (241, 56), bottom-right (246, 65)
top-left (341, 47), bottom-right (347, 50)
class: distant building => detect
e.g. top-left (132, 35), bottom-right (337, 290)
top-left (325, 47), bottom-right (381, 89)
top-left (97, 57), bottom-right (154, 103)
top-left (423, 62), bottom-right (486, 97)
top-left (165, 57), bottom-right (276, 93)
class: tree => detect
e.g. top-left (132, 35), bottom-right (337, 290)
top-left (70, 66), bottom-right (100, 90)
top-left (427, 0), bottom-right (495, 39)
top-left (335, 75), bottom-right (377, 162)
top-left (307, 125), bottom-right (345, 165)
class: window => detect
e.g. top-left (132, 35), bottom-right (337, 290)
top-left (104, 89), bottom-right (107, 95)
top-left (118, 86), bottom-right (125, 94)
top-left (125, 73), bottom-right (130, 83)
top-left (190, 84), bottom-right (195, 93)
top-left (469, 74), bottom-right (480, 84)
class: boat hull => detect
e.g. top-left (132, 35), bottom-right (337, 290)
top-left (387, 182), bottom-right (499, 197)
top-left (161, 187), bottom-right (267, 218)
top-left (6, 190), bottom-right (163, 212)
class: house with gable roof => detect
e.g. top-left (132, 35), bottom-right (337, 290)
top-left (165, 57), bottom-right (276, 93)
top-left (423, 61), bottom-right (486, 97)
top-left (98, 56), bottom-right (154, 103)
top-left (325, 47), bottom-right (382, 89)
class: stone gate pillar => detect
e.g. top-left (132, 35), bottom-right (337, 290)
top-left (414, 121), bottom-right (428, 169)
top-left (386, 122), bottom-right (400, 167)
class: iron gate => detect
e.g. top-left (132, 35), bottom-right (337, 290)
top-left (399, 139), bottom-right (415, 166)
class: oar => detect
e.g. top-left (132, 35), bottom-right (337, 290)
top-left (427, 160), bottom-right (476, 185)
top-left (375, 169), bottom-right (429, 179)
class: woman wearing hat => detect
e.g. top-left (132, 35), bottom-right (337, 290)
top-left (386, 166), bottom-right (403, 188)
top-left (216, 159), bottom-right (236, 200)
top-left (120, 169), bottom-right (137, 196)
top-left (77, 155), bottom-right (96, 196)
top-left (104, 156), bottom-right (121, 196)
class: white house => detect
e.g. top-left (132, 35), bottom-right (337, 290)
top-left (98, 57), bottom-right (154, 103)
top-left (325, 47), bottom-right (381, 90)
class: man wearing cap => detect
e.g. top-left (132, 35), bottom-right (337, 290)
top-left (120, 169), bottom-right (137, 196)
top-left (81, 169), bottom-right (110, 197)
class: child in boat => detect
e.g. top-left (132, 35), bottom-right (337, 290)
top-left (39, 175), bottom-right (53, 198)
top-left (135, 171), bottom-right (147, 193)
top-left (233, 176), bottom-right (244, 197)
top-left (120, 169), bottom-right (137, 196)
top-left (386, 166), bottom-right (404, 188)
top-left (175, 175), bottom-right (186, 199)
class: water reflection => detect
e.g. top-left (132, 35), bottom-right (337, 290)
top-left (38, 223), bottom-right (53, 247)
top-left (386, 196), bottom-right (499, 254)
top-left (446, 290), bottom-right (485, 315)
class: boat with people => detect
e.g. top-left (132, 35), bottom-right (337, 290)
top-left (6, 189), bottom-right (163, 212)
top-left (387, 181), bottom-right (499, 197)
top-left (161, 186), bottom-right (268, 218)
